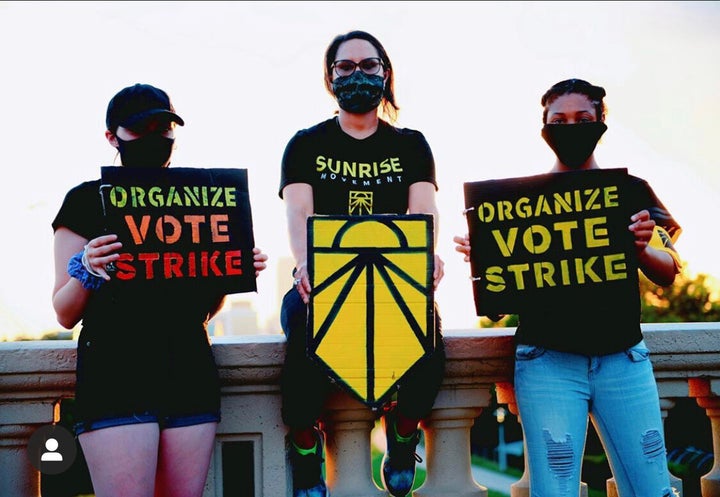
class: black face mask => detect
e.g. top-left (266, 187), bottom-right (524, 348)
top-left (332, 71), bottom-right (384, 114)
top-left (116, 134), bottom-right (174, 168)
top-left (541, 122), bottom-right (607, 169)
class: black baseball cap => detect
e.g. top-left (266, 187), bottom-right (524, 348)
top-left (106, 83), bottom-right (185, 132)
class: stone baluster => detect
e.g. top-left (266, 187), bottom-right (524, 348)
top-left (0, 424), bottom-right (41, 497)
top-left (659, 397), bottom-right (684, 497)
top-left (496, 382), bottom-right (527, 497)
top-left (322, 390), bottom-right (386, 497)
top-left (415, 385), bottom-right (492, 497)
top-left (690, 378), bottom-right (720, 497)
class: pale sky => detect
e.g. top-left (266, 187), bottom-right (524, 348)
top-left (1, 1), bottom-right (718, 339)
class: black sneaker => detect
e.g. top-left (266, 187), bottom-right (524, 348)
top-left (381, 409), bottom-right (422, 497)
top-left (288, 429), bottom-right (329, 497)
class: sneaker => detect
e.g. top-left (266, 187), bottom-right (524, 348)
top-left (381, 409), bottom-right (422, 497)
top-left (288, 428), bottom-right (329, 497)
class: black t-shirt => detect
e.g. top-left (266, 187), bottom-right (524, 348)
top-left (279, 117), bottom-right (437, 214)
top-left (53, 178), bottom-right (223, 421)
top-left (52, 178), bottom-right (222, 332)
top-left (514, 173), bottom-right (682, 355)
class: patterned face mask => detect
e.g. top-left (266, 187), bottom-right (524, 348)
top-left (541, 122), bottom-right (607, 169)
top-left (332, 71), bottom-right (385, 115)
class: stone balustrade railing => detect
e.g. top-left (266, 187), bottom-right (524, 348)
top-left (1, 322), bottom-right (719, 497)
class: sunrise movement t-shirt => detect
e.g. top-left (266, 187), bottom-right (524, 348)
top-left (279, 117), bottom-right (437, 215)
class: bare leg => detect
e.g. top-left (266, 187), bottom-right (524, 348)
top-left (155, 422), bottom-right (218, 497)
top-left (79, 423), bottom-right (160, 497)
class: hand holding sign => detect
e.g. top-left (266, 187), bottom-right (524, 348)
top-left (453, 234), bottom-right (471, 263)
top-left (82, 234), bottom-right (123, 281)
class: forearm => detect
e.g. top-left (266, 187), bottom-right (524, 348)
top-left (52, 278), bottom-right (91, 329)
top-left (282, 183), bottom-right (313, 271)
top-left (638, 246), bottom-right (677, 287)
top-left (409, 182), bottom-right (443, 288)
top-left (408, 182), bottom-right (440, 247)
top-left (285, 200), bottom-right (312, 270)
top-left (52, 229), bottom-right (92, 329)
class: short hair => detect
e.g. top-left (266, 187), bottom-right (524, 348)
top-left (541, 79), bottom-right (606, 124)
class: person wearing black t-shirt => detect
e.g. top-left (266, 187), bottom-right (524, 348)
top-left (278, 31), bottom-right (446, 497)
top-left (454, 79), bottom-right (681, 497)
top-left (52, 83), bottom-right (267, 497)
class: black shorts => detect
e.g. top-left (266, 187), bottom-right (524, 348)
top-left (73, 322), bottom-right (221, 435)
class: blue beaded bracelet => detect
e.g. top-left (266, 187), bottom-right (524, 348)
top-left (67, 251), bottom-right (105, 291)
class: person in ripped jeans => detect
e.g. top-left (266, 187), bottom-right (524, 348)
top-left (454, 78), bottom-right (682, 497)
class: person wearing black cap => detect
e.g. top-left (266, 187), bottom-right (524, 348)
top-left (51, 83), bottom-right (268, 497)
top-left (103, 83), bottom-right (186, 168)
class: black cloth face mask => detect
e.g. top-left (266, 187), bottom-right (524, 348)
top-left (541, 122), bottom-right (608, 169)
top-left (332, 71), bottom-right (384, 114)
top-left (117, 134), bottom-right (174, 168)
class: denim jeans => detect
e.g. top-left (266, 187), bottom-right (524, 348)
top-left (514, 341), bottom-right (676, 497)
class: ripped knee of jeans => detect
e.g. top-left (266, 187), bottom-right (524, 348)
top-left (641, 429), bottom-right (665, 460)
top-left (642, 430), bottom-right (677, 497)
top-left (543, 430), bottom-right (575, 480)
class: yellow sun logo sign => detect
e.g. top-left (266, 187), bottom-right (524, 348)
top-left (308, 214), bottom-right (435, 407)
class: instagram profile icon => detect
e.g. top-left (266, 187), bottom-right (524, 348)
top-left (27, 424), bottom-right (77, 475)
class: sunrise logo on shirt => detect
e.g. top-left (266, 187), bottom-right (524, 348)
top-left (349, 191), bottom-right (373, 214)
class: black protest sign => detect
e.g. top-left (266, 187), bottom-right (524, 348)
top-left (100, 166), bottom-right (256, 294)
top-left (463, 168), bottom-right (638, 316)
